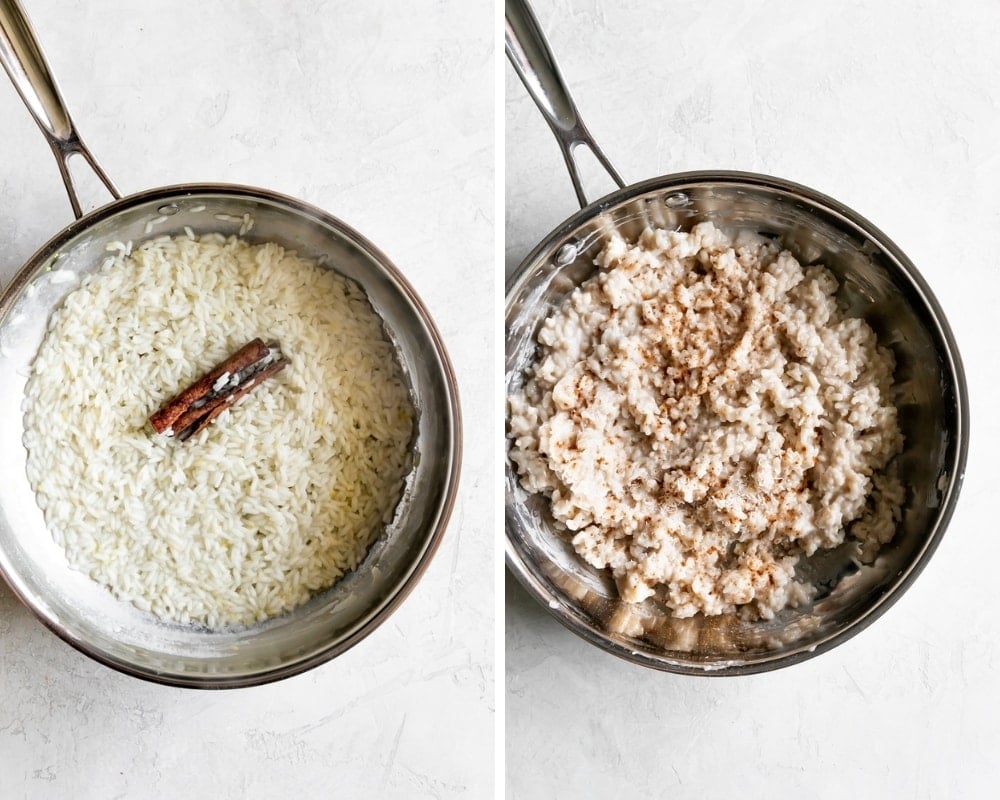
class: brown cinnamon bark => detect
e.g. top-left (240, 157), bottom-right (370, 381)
top-left (148, 338), bottom-right (284, 439)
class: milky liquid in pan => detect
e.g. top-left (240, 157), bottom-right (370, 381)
top-left (505, 0), bottom-right (967, 674)
top-left (0, 0), bottom-right (460, 687)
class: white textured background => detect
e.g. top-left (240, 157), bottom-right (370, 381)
top-left (507, 1), bottom-right (998, 798)
top-left (0, 1), bottom-right (493, 798)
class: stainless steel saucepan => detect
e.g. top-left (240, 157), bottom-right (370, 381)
top-left (505, 0), bottom-right (968, 674)
top-left (0, 0), bottom-right (461, 687)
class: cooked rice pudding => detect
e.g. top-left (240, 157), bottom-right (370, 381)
top-left (23, 234), bottom-right (414, 628)
top-left (508, 222), bottom-right (903, 619)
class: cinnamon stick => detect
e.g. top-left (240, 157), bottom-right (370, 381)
top-left (148, 338), bottom-right (286, 439)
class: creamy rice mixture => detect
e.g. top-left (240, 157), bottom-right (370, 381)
top-left (509, 222), bottom-right (903, 619)
top-left (23, 234), bottom-right (414, 628)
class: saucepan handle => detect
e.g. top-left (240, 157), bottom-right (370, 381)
top-left (505, 0), bottom-right (625, 208)
top-left (0, 0), bottom-right (120, 218)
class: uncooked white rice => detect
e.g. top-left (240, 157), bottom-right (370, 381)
top-left (509, 222), bottom-right (903, 620)
top-left (23, 234), bottom-right (414, 628)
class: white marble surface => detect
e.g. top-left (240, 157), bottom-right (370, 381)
top-left (0, 1), bottom-right (492, 798)
top-left (507, 1), bottom-right (998, 797)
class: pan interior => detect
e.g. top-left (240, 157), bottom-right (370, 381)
top-left (505, 174), bottom-right (965, 673)
top-left (0, 187), bottom-right (458, 686)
